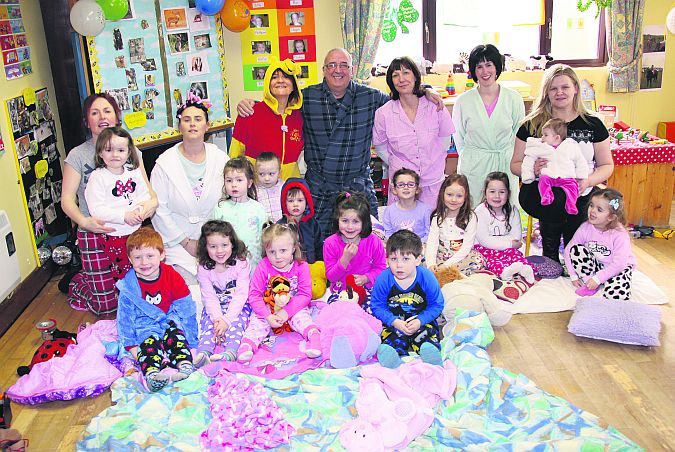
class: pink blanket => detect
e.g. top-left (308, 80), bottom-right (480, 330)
top-left (7, 320), bottom-right (123, 404)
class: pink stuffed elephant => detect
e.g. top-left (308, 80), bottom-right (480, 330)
top-left (316, 300), bottom-right (382, 369)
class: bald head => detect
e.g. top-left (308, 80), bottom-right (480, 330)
top-left (322, 48), bottom-right (354, 98)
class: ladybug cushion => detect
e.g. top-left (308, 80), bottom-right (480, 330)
top-left (17, 330), bottom-right (77, 376)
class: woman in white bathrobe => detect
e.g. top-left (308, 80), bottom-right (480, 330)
top-left (452, 44), bottom-right (525, 207)
top-left (151, 95), bottom-right (229, 281)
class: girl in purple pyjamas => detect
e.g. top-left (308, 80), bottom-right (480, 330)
top-left (473, 172), bottom-right (536, 283)
top-left (194, 220), bottom-right (252, 366)
top-left (323, 192), bottom-right (387, 311)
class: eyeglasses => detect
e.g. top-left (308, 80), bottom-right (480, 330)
top-left (394, 182), bottom-right (418, 189)
top-left (324, 62), bottom-right (351, 70)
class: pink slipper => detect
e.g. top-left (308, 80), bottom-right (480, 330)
top-left (575, 286), bottom-right (599, 297)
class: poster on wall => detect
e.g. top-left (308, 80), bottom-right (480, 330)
top-left (0, 1), bottom-right (32, 80)
top-left (87, 0), bottom-right (231, 147)
top-left (640, 25), bottom-right (666, 90)
top-left (242, 0), bottom-right (318, 91)
top-left (4, 88), bottom-right (68, 251)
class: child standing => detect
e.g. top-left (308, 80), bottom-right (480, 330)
top-left (474, 172), bottom-right (535, 282)
top-left (564, 188), bottom-right (636, 300)
top-left (84, 126), bottom-right (155, 282)
top-left (323, 192), bottom-right (387, 309)
top-left (194, 220), bottom-right (252, 366)
top-left (236, 224), bottom-right (321, 362)
top-left (522, 118), bottom-right (589, 215)
top-left (371, 230), bottom-right (443, 368)
top-left (212, 157), bottom-right (267, 270)
top-left (277, 178), bottom-right (322, 263)
top-left (425, 174), bottom-right (484, 274)
top-left (381, 169), bottom-right (432, 242)
top-left (255, 152), bottom-right (285, 223)
top-left (116, 228), bottom-right (197, 392)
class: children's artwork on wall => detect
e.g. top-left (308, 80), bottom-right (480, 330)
top-left (4, 88), bottom-right (68, 255)
top-left (85, 0), bottom-right (231, 146)
top-left (0, 1), bottom-right (30, 81)
top-left (242, 2), bottom-right (317, 91)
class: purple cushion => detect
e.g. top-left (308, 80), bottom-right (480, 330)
top-left (568, 297), bottom-right (662, 346)
top-left (526, 255), bottom-right (563, 279)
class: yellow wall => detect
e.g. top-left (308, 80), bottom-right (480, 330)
top-left (371, 0), bottom-right (673, 133)
top-left (222, 1), bottom-right (342, 114)
top-left (0, 0), bottom-right (63, 280)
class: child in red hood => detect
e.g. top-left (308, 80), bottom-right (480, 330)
top-left (277, 178), bottom-right (322, 264)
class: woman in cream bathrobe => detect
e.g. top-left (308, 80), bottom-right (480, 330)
top-left (151, 95), bottom-right (228, 281)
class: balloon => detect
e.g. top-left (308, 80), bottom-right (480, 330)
top-left (96, 0), bottom-right (129, 22)
top-left (70, 0), bottom-right (106, 36)
top-left (196, 0), bottom-right (225, 16)
top-left (52, 246), bottom-right (73, 266)
top-left (220, 0), bottom-right (250, 32)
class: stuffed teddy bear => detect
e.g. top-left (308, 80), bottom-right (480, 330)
top-left (309, 261), bottom-right (327, 300)
top-left (440, 273), bottom-right (513, 334)
top-left (433, 264), bottom-right (464, 287)
top-left (315, 297), bottom-right (382, 368)
top-left (339, 379), bottom-right (417, 451)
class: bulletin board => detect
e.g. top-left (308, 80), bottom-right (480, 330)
top-left (243, 0), bottom-right (318, 91)
top-left (85, 0), bottom-right (232, 147)
top-left (4, 88), bottom-right (68, 257)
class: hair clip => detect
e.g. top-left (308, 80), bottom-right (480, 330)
top-left (608, 198), bottom-right (620, 210)
top-left (345, 192), bottom-right (351, 198)
top-left (178, 91), bottom-right (213, 113)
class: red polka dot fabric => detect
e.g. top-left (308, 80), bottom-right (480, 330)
top-left (611, 140), bottom-right (675, 166)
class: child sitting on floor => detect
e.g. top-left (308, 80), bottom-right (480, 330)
top-left (522, 118), bottom-right (589, 215)
top-left (564, 188), bottom-right (636, 300)
top-left (116, 227), bottom-right (198, 392)
top-left (323, 192), bottom-right (387, 310)
top-left (277, 178), bottom-right (322, 264)
top-left (194, 220), bottom-right (252, 366)
top-left (382, 168), bottom-right (432, 242)
top-left (371, 230), bottom-right (444, 368)
top-left (236, 224), bottom-right (322, 362)
top-left (255, 152), bottom-right (285, 223)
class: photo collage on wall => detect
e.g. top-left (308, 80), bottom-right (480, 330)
top-left (0, 0), bottom-right (31, 80)
top-left (89, 0), bottom-right (230, 146)
top-left (5, 88), bottom-right (68, 246)
top-left (242, 0), bottom-right (317, 91)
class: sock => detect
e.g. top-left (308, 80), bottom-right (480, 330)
top-left (377, 344), bottom-right (402, 369)
top-left (212, 350), bottom-right (236, 362)
top-left (305, 330), bottom-right (322, 358)
top-left (519, 264), bottom-right (536, 284)
top-left (171, 360), bottom-right (196, 382)
top-left (145, 369), bottom-right (169, 392)
top-left (419, 342), bottom-right (442, 366)
top-left (237, 341), bottom-right (254, 363)
top-left (501, 262), bottom-right (523, 281)
top-left (193, 351), bottom-right (211, 368)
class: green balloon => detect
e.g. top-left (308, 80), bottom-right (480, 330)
top-left (97, 0), bottom-right (129, 22)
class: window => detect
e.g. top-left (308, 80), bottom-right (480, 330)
top-left (374, 0), bottom-right (606, 68)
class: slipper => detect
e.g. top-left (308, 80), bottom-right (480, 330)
top-left (575, 286), bottom-right (599, 297)
top-left (653, 229), bottom-right (673, 239)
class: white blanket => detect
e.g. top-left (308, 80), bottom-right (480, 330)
top-left (507, 270), bottom-right (669, 314)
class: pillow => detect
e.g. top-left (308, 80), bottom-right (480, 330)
top-left (526, 255), bottom-right (562, 279)
top-left (568, 298), bottom-right (662, 346)
top-left (491, 273), bottom-right (536, 303)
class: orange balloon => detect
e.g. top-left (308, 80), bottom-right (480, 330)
top-left (220, 0), bottom-right (250, 32)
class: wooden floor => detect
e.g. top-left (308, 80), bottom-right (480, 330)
top-left (1, 234), bottom-right (674, 451)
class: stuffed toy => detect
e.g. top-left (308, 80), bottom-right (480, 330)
top-left (315, 296), bottom-right (382, 368)
top-left (16, 320), bottom-right (77, 376)
top-left (339, 379), bottom-right (417, 452)
top-left (433, 264), bottom-right (464, 287)
top-left (262, 276), bottom-right (292, 335)
top-left (309, 261), bottom-right (327, 300)
top-left (338, 274), bottom-right (367, 306)
top-left (440, 273), bottom-right (512, 334)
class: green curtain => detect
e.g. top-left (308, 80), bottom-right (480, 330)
top-left (606, 0), bottom-right (645, 92)
top-left (339, 0), bottom-right (390, 82)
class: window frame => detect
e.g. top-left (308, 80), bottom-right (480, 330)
top-left (421, 0), bottom-right (607, 67)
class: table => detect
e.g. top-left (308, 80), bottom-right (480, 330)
top-left (608, 138), bottom-right (675, 227)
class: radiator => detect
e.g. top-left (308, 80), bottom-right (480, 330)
top-left (0, 210), bottom-right (20, 302)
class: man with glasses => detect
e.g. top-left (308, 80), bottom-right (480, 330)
top-left (238, 48), bottom-right (441, 239)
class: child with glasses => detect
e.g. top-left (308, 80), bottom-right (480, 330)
top-left (382, 168), bottom-right (432, 242)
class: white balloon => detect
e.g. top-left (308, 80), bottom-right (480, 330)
top-left (667, 7), bottom-right (675, 35)
top-left (70, 0), bottom-right (106, 36)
